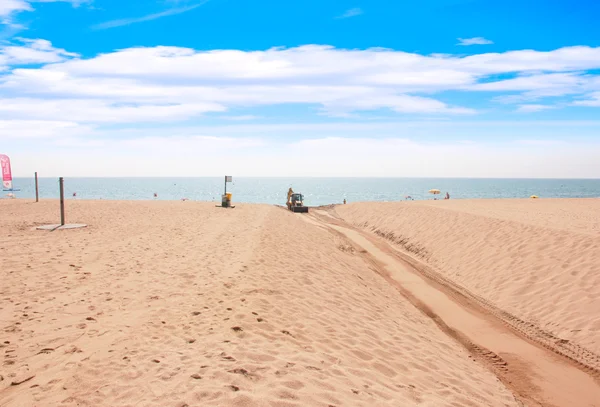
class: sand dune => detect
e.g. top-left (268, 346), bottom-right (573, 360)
top-left (0, 200), bottom-right (519, 406)
top-left (335, 198), bottom-right (600, 356)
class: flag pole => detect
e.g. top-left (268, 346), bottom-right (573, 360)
top-left (35, 172), bottom-right (39, 202)
top-left (59, 177), bottom-right (65, 226)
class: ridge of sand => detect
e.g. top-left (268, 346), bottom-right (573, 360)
top-left (0, 200), bottom-right (518, 407)
top-left (334, 199), bottom-right (600, 356)
top-left (307, 211), bottom-right (600, 406)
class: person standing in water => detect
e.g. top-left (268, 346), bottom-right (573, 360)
top-left (445, 192), bottom-right (450, 200)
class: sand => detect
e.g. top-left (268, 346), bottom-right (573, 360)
top-left (1, 198), bottom-right (598, 406)
top-left (0, 199), bottom-right (520, 407)
top-left (335, 199), bottom-right (600, 355)
top-left (314, 214), bottom-right (600, 406)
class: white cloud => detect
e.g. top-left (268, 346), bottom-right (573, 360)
top-left (0, 98), bottom-right (225, 122)
top-left (0, 38), bottom-right (78, 72)
top-left (222, 115), bottom-right (262, 121)
top-left (26, 43), bottom-right (600, 86)
top-left (516, 104), bottom-right (556, 113)
top-left (457, 37), bottom-right (494, 46)
top-left (0, 0), bottom-right (32, 24)
top-left (457, 46), bottom-right (600, 74)
top-left (0, 119), bottom-right (91, 139)
top-left (474, 73), bottom-right (589, 105)
top-left (0, 43), bottom-right (483, 119)
top-left (34, 0), bottom-right (91, 5)
top-left (1, 0), bottom-right (90, 26)
top-left (573, 92), bottom-right (600, 107)
top-left (91, 1), bottom-right (207, 30)
top-left (0, 38), bottom-right (78, 65)
top-left (1, 40), bottom-right (600, 138)
top-left (473, 73), bottom-right (583, 92)
top-left (0, 0), bottom-right (31, 17)
top-left (117, 135), bottom-right (264, 151)
top-left (320, 93), bottom-right (474, 115)
top-left (336, 8), bottom-right (363, 19)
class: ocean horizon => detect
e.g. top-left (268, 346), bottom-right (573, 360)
top-left (4, 177), bottom-right (600, 206)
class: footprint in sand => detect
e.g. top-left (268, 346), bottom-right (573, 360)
top-left (228, 368), bottom-right (250, 376)
top-left (220, 353), bottom-right (236, 361)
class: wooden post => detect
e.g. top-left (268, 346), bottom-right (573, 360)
top-left (59, 177), bottom-right (65, 226)
top-left (35, 172), bottom-right (39, 202)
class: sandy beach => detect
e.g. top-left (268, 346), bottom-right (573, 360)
top-left (335, 199), bottom-right (600, 355)
top-left (1, 198), bottom-right (599, 406)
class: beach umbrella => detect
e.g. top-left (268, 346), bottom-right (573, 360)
top-left (530, 195), bottom-right (539, 199)
top-left (428, 189), bottom-right (441, 195)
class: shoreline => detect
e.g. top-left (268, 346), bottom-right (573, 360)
top-left (3, 196), bottom-right (599, 204)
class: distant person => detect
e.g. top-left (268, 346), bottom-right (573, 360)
top-left (343, 199), bottom-right (347, 204)
top-left (153, 192), bottom-right (158, 198)
top-left (287, 187), bottom-right (294, 209)
top-left (73, 192), bottom-right (77, 197)
top-left (445, 192), bottom-right (450, 200)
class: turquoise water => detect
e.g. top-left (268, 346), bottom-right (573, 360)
top-left (5, 177), bottom-right (600, 206)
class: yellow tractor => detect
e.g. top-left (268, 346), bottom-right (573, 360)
top-left (287, 188), bottom-right (308, 213)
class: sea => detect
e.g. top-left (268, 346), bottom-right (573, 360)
top-left (4, 177), bottom-right (600, 206)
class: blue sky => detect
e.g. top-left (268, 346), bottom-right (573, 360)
top-left (1, 0), bottom-right (600, 177)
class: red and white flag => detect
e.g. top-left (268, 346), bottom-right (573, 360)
top-left (0, 154), bottom-right (13, 190)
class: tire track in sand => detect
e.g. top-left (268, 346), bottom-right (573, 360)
top-left (304, 209), bottom-right (600, 407)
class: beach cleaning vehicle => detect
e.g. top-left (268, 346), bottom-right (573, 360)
top-left (287, 192), bottom-right (308, 213)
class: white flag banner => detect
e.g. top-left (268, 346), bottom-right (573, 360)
top-left (225, 176), bottom-right (232, 182)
